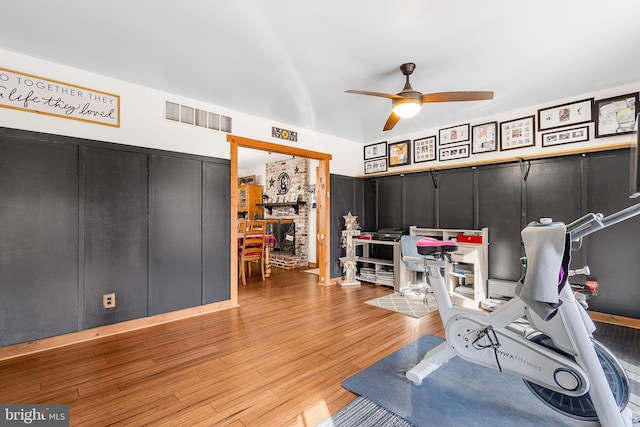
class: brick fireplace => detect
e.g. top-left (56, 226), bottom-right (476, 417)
top-left (264, 157), bottom-right (310, 269)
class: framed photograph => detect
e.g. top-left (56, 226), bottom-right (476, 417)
top-left (594, 92), bottom-right (639, 138)
top-left (364, 141), bottom-right (387, 160)
top-left (413, 136), bottom-right (437, 163)
top-left (364, 158), bottom-right (387, 174)
top-left (288, 193), bottom-right (299, 202)
top-left (537, 98), bottom-right (594, 131)
top-left (542, 126), bottom-right (590, 147)
top-left (500, 116), bottom-right (535, 151)
top-left (439, 144), bottom-right (470, 161)
top-left (388, 140), bottom-right (411, 167)
top-left (471, 122), bottom-right (498, 154)
top-left (439, 123), bottom-right (470, 145)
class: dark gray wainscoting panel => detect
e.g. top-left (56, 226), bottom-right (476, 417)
top-left (149, 154), bottom-right (203, 315)
top-left (525, 156), bottom-right (583, 225)
top-left (477, 163), bottom-right (523, 281)
top-left (437, 168), bottom-right (474, 229)
top-left (0, 136), bottom-right (79, 346)
top-left (404, 171), bottom-right (436, 229)
top-left (585, 151), bottom-right (640, 318)
top-left (82, 146), bottom-right (149, 329)
top-left (362, 178), bottom-right (377, 232)
top-left (203, 160), bottom-right (231, 303)
top-left (330, 174), bottom-right (364, 279)
top-left (376, 175), bottom-right (403, 229)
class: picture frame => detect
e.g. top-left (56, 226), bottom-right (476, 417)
top-left (471, 122), bottom-right (498, 154)
top-left (541, 125), bottom-right (590, 147)
top-left (363, 141), bottom-right (387, 160)
top-left (288, 193), bottom-right (299, 202)
top-left (594, 92), bottom-right (639, 138)
top-left (413, 136), bottom-right (437, 163)
top-left (439, 123), bottom-right (470, 145)
top-left (537, 98), bottom-right (594, 131)
top-left (500, 115), bottom-right (535, 151)
top-left (439, 144), bottom-right (470, 162)
top-left (364, 158), bottom-right (387, 174)
top-left (388, 140), bottom-right (411, 167)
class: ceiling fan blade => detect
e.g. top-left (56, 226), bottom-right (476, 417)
top-left (383, 112), bottom-right (401, 131)
top-left (346, 89), bottom-right (402, 100)
top-left (423, 91), bottom-right (494, 103)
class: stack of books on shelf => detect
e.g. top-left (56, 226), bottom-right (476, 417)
top-left (376, 266), bottom-right (394, 282)
top-left (359, 267), bottom-right (376, 283)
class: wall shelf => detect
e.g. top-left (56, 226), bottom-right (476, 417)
top-left (257, 201), bottom-right (306, 215)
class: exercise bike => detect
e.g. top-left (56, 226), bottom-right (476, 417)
top-left (405, 204), bottom-right (640, 426)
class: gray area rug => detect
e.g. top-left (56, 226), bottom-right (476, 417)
top-left (320, 322), bottom-right (640, 426)
top-left (315, 396), bottom-right (415, 427)
top-left (365, 292), bottom-right (438, 318)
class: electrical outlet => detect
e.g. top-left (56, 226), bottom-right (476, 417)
top-left (103, 293), bottom-right (116, 309)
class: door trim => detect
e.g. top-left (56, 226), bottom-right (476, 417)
top-left (228, 135), bottom-right (332, 305)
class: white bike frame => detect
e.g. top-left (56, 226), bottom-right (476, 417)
top-left (406, 205), bottom-right (640, 426)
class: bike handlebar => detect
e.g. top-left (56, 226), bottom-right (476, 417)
top-left (568, 202), bottom-right (640, 241)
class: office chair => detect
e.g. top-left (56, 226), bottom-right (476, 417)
top-left (399, 235), bottom-right (432, 303)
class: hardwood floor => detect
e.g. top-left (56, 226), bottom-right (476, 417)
top-left (0, 267), bottom-right (444, 426)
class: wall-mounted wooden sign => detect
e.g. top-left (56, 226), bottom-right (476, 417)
top-left (0, 67), bottom-right (120, 127)
top-left (272, 126), bottom-right (297, 142)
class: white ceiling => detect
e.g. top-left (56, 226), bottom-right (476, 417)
top-left (3, 1), bottom-right (640, 169)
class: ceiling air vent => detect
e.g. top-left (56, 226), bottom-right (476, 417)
top-left (165, 101), bottom-right (232, 133)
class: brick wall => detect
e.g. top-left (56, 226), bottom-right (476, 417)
top-left (264, 157), bottom-right (309, 268)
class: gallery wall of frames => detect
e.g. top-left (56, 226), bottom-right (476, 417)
top-left (363, 92), bottom-right (639, 174)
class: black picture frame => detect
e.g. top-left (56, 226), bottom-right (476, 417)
top-left (413, 136), bottom-right (437, 163)
top-left (471, 122), bottom-right (498, 154)
top-left (438, 123), bottom-right (470, 145)
top-left (363, 141), bottom-right (387, 160)
top-left (594, 92), bottom-right (639, 138)
top-left (541, 125), bottom-right (589, 147)
top-left (364, 158), bottom-right (387, 174)
top-left (388, 140), bottom-right (411, 167)
top-left (537, 98), bottom-right (593, 131)
top-left (439, 144), bottom-right (470, 161)
top-left (500, 115), bottom-right (535, 151)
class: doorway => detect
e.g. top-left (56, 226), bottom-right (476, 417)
top-left (228, 135), bottom-right (332, 305)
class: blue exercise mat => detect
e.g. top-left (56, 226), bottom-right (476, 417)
top-left (342, 335), bottom-right (598, 427)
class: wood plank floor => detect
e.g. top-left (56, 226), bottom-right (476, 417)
top-left (0, 267), bottom-right (444, 426)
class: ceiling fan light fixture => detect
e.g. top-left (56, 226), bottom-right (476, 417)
top-left (392, 98), bottom-right (422, 118)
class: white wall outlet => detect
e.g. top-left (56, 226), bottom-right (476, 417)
top-left (103, 293), bottom-right (116, 309)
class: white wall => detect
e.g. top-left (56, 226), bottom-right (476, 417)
top-left (355, 83), bottom-right (640, 176)
top-left (0, 48), bottom-right (362, 177)
top-left (3, 47), bottom-right (635, 181)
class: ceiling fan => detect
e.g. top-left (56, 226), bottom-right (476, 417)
top-left (346, 63), bottom-right (494, 131)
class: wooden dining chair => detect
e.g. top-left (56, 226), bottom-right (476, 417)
top-left (239, 220), bottom-right (266, 285)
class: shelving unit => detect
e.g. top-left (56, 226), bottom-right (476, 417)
top-left (352, 239), bottom-right (408, 291)
top-left (409, 226), bottom-right (488, 309)
top-left (257, 200), bottom-right (306, 215)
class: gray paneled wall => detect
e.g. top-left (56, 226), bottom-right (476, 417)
top-left (361, 150), bottom-right (640, 319)
top-left (0, 127), bottom-right (231, 346)
top-left (0, 136), bottom-right (79, 344)
top-left (82, 146), bottom-right (149, 329)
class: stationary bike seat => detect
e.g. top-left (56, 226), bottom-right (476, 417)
top-left (416, 237), bottom-right (458, 255)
